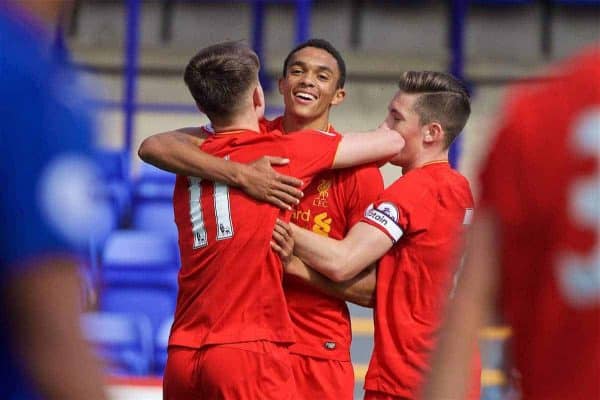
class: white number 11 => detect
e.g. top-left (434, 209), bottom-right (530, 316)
top-left (188, 176), bottom-right (234, 249)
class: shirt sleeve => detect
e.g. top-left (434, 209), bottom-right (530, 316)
top-left (283, 129), bottom-right (343, 185)
top-left (361, 172), bottom-right (435, 244)
top-left (340, 164), bottom-right (385, 228)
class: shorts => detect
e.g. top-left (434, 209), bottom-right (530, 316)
top-left (164, 341), bottom-right (297, 400)
top-left (364, 390), bottom-right (411, 400)
top-left (289, 353), bottom-right (354, 400)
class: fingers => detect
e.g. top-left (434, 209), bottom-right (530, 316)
top-left (270, 240), bottom-right (284, 254)
top-left (272, 223), bottom-right (291, 245)
top-left (275, 219), bottom-right (293, 236)
top-left (271, 229), bottom-right (288, 248)
top-left (276, 173), bottom-right (303, 188)
top-left (271, 189), bottom-right (301, 207)
top-left (266, 195), bottom-right (293, 211)
top-left (272, 220), bottom-right (294, 255)
top-left (263, 156), bottom-right (290, 166)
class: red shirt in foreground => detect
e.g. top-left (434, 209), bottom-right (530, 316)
top-left (266, 117), bottom-right (385, 361)
top-left (170, 127), bottom-right (341, 349)
top-left (362, 162), bottom-right (476, 399)
top-left (478, 49), bottom-right (599, 400)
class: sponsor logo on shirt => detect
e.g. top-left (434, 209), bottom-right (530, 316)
top-left (312, 179), bottom-right (331, 208)
top-left (291, 208), bottom-right (311, 223)
top-left (312, 212), bottom-right (332, 237)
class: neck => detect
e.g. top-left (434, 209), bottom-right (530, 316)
top-left (403, 147), bottom-right (449, 173)
top-left (211, 109), bottom-right (260, 134)
top-left (281, 111), bottom-right (330, 133)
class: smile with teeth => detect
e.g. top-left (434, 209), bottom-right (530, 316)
top-left (295, 91), bottom-right (317, 102)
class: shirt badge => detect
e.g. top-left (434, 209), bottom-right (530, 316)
top-left (313, 179), bottom-right (331, 208)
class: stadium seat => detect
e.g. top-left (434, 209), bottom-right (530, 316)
top-left (135, 163), bottom-right (176, 201)
top-left (154, 317), bottom-right (174, 374)
top-left (132, 201), bottom-right (179, 240)
top-left (100, 230), bottom-right (179, 331)
top-left (81, 312), bottom-right (153, 376)
top-left (94, 149), bottom-right (132, 223)
top-left (102, 230), bottom-right (179, 270)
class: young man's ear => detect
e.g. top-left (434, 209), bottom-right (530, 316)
top-left (278, 77), bottom-right (285, 95)
top-left (330, 87), bottom-right (346, 106)
top-left (423, 122), bottom-right (444, 144)
top-left (253, 84), bottom-right (266, 118)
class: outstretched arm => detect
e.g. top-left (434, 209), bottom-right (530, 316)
top-left (423, 210), bottom-right (500, 400)
top-left (291, 221), bottom-right (393, 282)
top-left (138, 128), bottom-right (303, 209)
top-left (286, 257), bottom-right (377, 307)
top-left (332, 123), bottom-right (404, 169)
top-left (271, 220), bottom-right (377, 307)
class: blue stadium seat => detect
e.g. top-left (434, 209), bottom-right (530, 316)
top-left (135, 163), bottom-right (176, 201)
top-left (94, 149), bottom-right (132, 222)
top-left (102, 230), bottom-right (179, 270)
top-left (132, 201), bottom-right (179, 240)
top-left (100, 230), bottom-right (179, 331)
top-left (154, 317), bottom-right (174, 374)
top-left (101, 286), bottom-right (177, 339)
top-left (81, 312), bottom-right (153, 376)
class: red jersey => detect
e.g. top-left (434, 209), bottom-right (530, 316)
top-left (170, 127), bottom-right (341, 350)
top-left (478, 49), bottom-right (600, 400)
top-left (265, 118), bottom-right (385, 361)
top-left (361, 162), bottom-right (475, 398)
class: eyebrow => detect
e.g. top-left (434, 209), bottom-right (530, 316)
top-left (289, 60), bottom-right (334, 74)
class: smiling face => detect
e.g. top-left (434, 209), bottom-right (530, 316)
top-left (278, 46), bottom-right (345, 130)
top-left (384, 91), bottom-right (428, 169)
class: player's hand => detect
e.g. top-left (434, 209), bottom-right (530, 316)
top-left (239, 156), bottom-right (303, 210)
top-left (271, 219), bottom-right (295, 266)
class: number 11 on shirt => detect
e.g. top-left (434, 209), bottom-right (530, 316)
top-left (188, 176), bottom-right (234, 249)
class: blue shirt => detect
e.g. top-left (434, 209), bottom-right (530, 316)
top-left (0, 6), bottom-right (108, 399)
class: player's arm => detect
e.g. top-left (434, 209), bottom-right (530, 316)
top-left (271, 220), bottom-right (376, 307)
top-left (5, 258), bottom-right (107, 400)
top-left (423, 209), bottom-right (500, 400)
top-left (291, 221), bottom-right (393, 282)
top-left (332, 123), bottom-right (404, 169)
top-left (138, 128), bottom-right (303, 209)
top-left (286, 257), bottom-right (376, 307)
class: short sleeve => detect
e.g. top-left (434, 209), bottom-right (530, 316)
top-left (361, 172), bottom-right (435, 244)
top-left (283, 129), bottom-right (342, 185)
top-left (340, 164), bottom-right (384, 227)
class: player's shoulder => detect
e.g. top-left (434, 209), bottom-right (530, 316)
top-left (380, 168), bottom-right (437, 203)
top-left (335, 163), bottom-right (382, 186)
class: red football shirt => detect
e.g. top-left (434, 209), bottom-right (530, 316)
top-left (169, 127), bottom-right (341, 349)
top-left (361, 162), bottom-right (475, 398)
top-left (266, 117), bottom-right (384, 360)
top-left (479, 49), bottom-right (599, 400)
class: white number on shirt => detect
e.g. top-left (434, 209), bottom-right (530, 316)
top-left (557, 109), bottom-right (600, 306)
top-left (188, 177), bottom-right (234, 249)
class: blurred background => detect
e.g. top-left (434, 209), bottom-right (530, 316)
top-left (60, 1), bottom-right (599, 399)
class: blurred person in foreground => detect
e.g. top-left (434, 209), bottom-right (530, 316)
top-left (424, 48), bottom-right (599, 400)
top-left (0, 1), bottom-right (108, 399)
